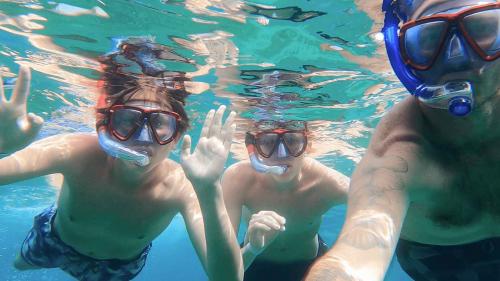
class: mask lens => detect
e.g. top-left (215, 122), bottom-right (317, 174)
top-left (463, 8), bottom-right (500, 57)
top-left (404, 21), bottom-right (449, 67)
top-left (111, 108), bottom-right (143, 139)
top-left (282, 132), bottom-right (306, 156)
top-left (149, 113), bottom-right (178, 143)
top-left (256, 133), bottom-right (279, 157)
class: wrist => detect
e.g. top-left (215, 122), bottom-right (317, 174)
top-left (192, 179), bottom-right (222, 195)
top-left (243, 242), bottom-right (263, 256)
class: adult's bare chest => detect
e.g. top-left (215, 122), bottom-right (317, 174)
top-left (406, 145), bottom-right (500, 236)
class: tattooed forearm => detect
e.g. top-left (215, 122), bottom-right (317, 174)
top-left (338, 210), bottom-right (396, 250)
top-left (306, 256), bottom-right (360, 281)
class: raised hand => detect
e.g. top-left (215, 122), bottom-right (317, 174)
top-left (245, 210), bottom-right (286, 255)
top-left (180, 105), bottom-right (236, 191)
top-left (0, 66), bottom-right (43, 154)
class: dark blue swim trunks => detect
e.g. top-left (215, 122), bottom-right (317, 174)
top-left (397, 237), bottom-right (500, 281)
top-left (243, 236), bottom-right (329, 281)
top-left (20, 205), bottom-right (151, 281)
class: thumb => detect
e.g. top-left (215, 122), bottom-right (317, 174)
top-left (181, 135), bottom-right (191, 162)
top-left (28, 112), bottom-right (44, 127)
top-left (25, 113), bottom-right (43, 138)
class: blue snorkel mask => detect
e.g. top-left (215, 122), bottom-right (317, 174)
top-left (382, 0), bottom-right (475, 116)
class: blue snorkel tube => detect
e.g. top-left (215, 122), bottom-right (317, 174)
top-left (382, 0), bottom-right (474, 116)
top-left (245, 133), bottom-right (287, 175)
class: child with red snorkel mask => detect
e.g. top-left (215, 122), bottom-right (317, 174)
top-left (0, 38), bottom-right (243, 281)
top-left (221, 120), bottom-right (349, 281)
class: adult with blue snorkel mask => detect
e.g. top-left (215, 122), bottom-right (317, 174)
top-left (221, 120), bottom-right (349, 281)
top-left (1, 37), bottom-right (244, 281)
top-left (306, 1), bottom-right (500, 281)
top-left (384, 0), bottom-right (500, 116)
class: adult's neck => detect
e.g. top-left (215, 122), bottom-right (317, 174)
top-left (419, 93), bottom-right (500, 148)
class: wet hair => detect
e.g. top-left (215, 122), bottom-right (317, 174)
top-left (96, 37), bottom-right (190, 135)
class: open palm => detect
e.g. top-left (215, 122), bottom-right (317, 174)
top-left (181, 105), bottom-right (235, 189)
top-left (0, 66), bottom-right (43, 154)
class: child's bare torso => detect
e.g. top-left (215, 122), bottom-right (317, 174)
top-left (51, 134), bottom-right (190, 260)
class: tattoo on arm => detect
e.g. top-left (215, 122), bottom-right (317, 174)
top-left (338, 210), bottom-right (396, 250)
top-left (338, 155), bottom-right (408, 250)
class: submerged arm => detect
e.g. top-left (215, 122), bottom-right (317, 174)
top-left (0, 134), bottom-right (73, 185)
top-left (182, 179), bottom-right (243, 281)
top-left (221, 164), bottom-right (258, 269)
top-left (0, 66), bottom-right (68, 185)
top-left (181, 106), bottom-right (243, 281)
top-left (306, 141), bottom-right (420, 281)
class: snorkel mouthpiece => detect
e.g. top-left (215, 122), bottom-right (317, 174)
top-left (418, 81), bottom-right (473, 116)
top-left (98, 130), bottom-right (150, 166)
top-left (249, 152), bottom-right (287, 175)
top-left (245, 133), bottom-right (287, 175)
top-left (382, 0), bottom-right (475, 117)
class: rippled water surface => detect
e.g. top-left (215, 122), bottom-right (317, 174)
top-left (0, 0), bottom-right (411, 280)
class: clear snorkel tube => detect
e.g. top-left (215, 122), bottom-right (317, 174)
top-left (382, 0), bottom-right (474, 117)
top-left (97, 127), bottom-right (150, 167)
top-left (245, 133), bottom-right (287, 175)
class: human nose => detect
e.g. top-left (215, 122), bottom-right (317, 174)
top-left (445, 33), bottom-right (470, 66)
top-left (276, 141), bottom-right (288, 158)
top-left (136, 120), bottom-right (154, 143)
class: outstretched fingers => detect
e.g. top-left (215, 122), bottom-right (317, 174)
top-left (12, 66), bottom-right (31, 112)
top-left (181, 134), bottom-right (192, 162)
top-left (200, 109), bottom-right (215, 139)
top-left (208, 105), bottom-right (226, 138)
top-left (222, 111), bottom-right (236, 150)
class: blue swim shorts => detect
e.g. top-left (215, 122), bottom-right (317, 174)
top-left (20, 204), bottom-right (151, 281)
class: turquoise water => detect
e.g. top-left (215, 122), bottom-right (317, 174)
top-left (0, 0), bottom-right (411, 280)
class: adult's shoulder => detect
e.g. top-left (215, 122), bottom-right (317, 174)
top-left (370, 96), bottom-right (426, 156)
